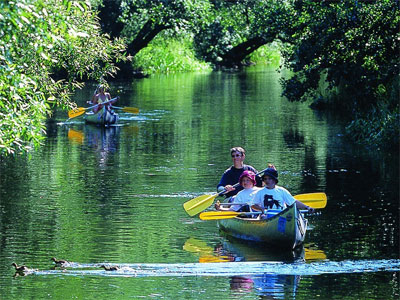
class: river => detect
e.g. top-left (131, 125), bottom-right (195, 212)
top-left (0, 65), bottom-right (398, 299)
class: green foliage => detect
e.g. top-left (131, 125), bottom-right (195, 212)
top-left (118, 0), bottom-right (212, 53)
top-left (0, 0), bottom-right (125, 155)
top-left (278, 0), bottom-right (400, 149)
top-left (192, 0), bottom-right (288, 66)
top-left (248, 43), bottom-right (281, 66)
top-left (280, 0), bottom-right (399, 109)
top-left (132, 34), bottom-right (210, 74)
top-left (346, 106), bottom-right (399, 150)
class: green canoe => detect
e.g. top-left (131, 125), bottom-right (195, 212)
top-left (84, 107), bottom-right (119, 126)
top-left (217, 204), bottom-right (307, 249)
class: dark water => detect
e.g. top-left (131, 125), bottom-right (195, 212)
top-left (0, 65), bottom-right (398, 299)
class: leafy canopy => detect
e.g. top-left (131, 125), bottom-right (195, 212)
top-left (0, 0), bottom-right (125, 155)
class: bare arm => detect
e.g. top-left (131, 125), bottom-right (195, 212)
top-left (295, 200), bottom-right (315, 212)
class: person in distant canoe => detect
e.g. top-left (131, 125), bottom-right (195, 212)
top-left (90, 84), bottom-right (118, 113)
top-left (252, 164), bottom-right (314, 213)
top-left (215, 170), bottom-right (261, 212)
top-left (217, 147), bottom-right (262, 198)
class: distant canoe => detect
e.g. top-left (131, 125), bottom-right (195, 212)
top-left (84, 107), bottom-right (119, 126)
top-left (217, 204), bottom-right (307, 249)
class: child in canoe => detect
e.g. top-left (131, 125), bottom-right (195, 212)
top-left (252, 164), bottom-right (315, 213)
top-left (215, 170), bottom-right (261, 212)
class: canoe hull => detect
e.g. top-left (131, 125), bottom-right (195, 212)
top-left (217, 205), bottom-right (307, 249)
top-left (84, 108), bottom-right (119, 126)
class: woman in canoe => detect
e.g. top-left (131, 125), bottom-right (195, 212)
top-left (90, 84), bottom-right (118, 113)
top-left (215, 170), bottom-right (261, 212)
top-left (217, 147), bottom-right (262, 198)
top-left (252, 164), bottom-right (315, 213)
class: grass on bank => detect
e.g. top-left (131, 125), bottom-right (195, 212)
top-left (132, 37), bottom-right (211, 74)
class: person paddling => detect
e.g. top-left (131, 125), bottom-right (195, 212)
top-left (90, 84), bottom-right (118, 113)
top-left (252, 164), bottom-right (315, 213)
top-left (217, 147), bottom-right (262, 199)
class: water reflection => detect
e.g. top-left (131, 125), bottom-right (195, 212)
top-left (183, 237), bottom-right (311, 263)
top-left (183, 237), bottom-right (327, 299)
top-left (67, 128), bottom-right (84, 145)
top-left (230, 274), bottom-right (300, 299)
top-left (67, 124), bottom-right (139, 169)
top-left (84, 125), bottom-right (120, 153)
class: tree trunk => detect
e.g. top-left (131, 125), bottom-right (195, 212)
top-left (126, 20), bottom-right (170, 56)
top-left (115, 20), bottom-right (170, 78)
top-left (220, 36), bottom-right (271, 67)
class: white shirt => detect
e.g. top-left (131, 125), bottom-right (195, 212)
top-left (231, 187), bottom-right (261, 211)
top-left (253, 186), bottom-right (296, 210)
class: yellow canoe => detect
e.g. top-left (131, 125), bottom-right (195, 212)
top-left (217, 204), bottom-right (307, 249)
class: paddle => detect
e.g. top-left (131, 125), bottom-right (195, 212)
top-left (67, 97), bottom-right (118, 119)
top-left (111, 106), bottom-right (139, 114)
top-left (183, 167), bottom-right (270, 217)
top-left (199, 211), bottom-right (261, 220)
top-left (199, 192), bottom-right (327, 220)
top-left (294, 192), bottom-right (327, 209)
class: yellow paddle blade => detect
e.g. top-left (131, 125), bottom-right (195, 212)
top-left (199, 211), bottom-right (241, 220)
top-left (122, 107), bottom-right (139, 114)
top-left (294, 192), bottom-right (327, 209)
top-left (68, 107), bottom-right (86, 119)
top-left (183, 194), bottom-right (219, 216)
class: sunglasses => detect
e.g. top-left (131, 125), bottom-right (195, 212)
top-left (231, 154), bottom-right (242, 158)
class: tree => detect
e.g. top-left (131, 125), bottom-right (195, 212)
top-left (98, 0), bottom-right (212, 75)
top-left (0, 0), bottom-right (125, 155)
top-left (279, 0), bottom-right (399, 148)
top-left (192, 0), bottom-right (290, 68)
top-left (280, 1), bottom-right (399, 107)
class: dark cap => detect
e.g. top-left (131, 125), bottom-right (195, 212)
top-left (262, 167), bottom-right (278, 183)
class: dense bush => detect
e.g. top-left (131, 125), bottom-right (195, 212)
top-left (0, 0), bottom-right (125, 155)
top-left (279, 0), bottom-right (399, 149)
top-left (132, 34), bottom-right (210, 74)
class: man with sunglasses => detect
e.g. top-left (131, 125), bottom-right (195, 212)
top-left (217, 147), bottom-right (261, 198)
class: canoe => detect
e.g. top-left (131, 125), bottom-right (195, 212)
top-left (84, 107), bottom-right (119, 126)
top-left (217, 204), bottom-right (307, 249)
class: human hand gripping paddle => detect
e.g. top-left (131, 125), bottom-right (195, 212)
top-left (67, 97), bottom-right (119, 119)
top-left (198, 192), bottom-right (327, 220)
top-left (183, 167), bottom-right (270, 217)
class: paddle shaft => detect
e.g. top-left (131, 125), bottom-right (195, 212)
top-left (183, 167), bottom-right (269, 216)
top-left (111, 106), bottom-right (139, 114)
top-left (86, 97), bottom-right (118, 111)
top-left (217, 192), bottom-right (327, 209)
top-left (199, 211), bottom-right (262, 220)
top-left (68, 97), bottom-right (118, 119)
top-left (199, 204), bottom-right (316, 221)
